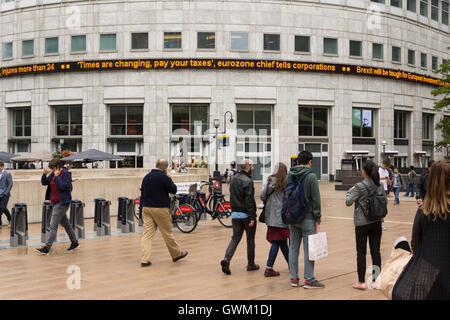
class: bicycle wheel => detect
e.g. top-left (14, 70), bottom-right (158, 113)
top-left (216, 201), bottom-right (232, 228)
top-left (174, 204), bottom-right (198, 233)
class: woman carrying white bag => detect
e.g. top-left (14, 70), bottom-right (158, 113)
top-left (346, 160), bottom-right (387, 290)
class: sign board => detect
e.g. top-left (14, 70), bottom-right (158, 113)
top-left (175, 182), bottom-right (200, 194)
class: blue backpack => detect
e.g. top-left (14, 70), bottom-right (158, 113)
top-left (281, 172), bottom-right (311, 224)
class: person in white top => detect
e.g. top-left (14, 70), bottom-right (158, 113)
top-left (378, 158), bottom-right (391, 192)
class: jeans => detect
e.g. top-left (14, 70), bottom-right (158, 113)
top-left (266, 240), bottom-right (289, 268)
top-left (288, 219), bottom-right (316, 282)
top-left (404, 183), bottom-right (415, 197)
top-left (0, 195), bottom-right (11, 223)
top-left (355, 222), bottom-right (382, 283)
top-left (45, 203), bottom-right (78, 248)
top-left (224, 218), bottom-right (256, 265)
top-left (392, 187), bottom-right (401, 204)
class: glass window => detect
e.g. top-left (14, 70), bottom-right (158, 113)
top-left (431, 0), bottom-right (439, 20)
top-left (117, 143), bottom-right (136, 153)
top-left (45, 37), bottom-right (58, 54)
top-left (322, 156), bottom-right (328, 174)
top-left (17, 142), bottom-right (30, 153)
top-left (305, 144), bottom-right (321, 153)
top-left (324, 38), bottom-right (338, 55)
top-left (408, 50), bottom-right (415, 65)
top-left (22, 40), bottom-right (34, 57)
top-left (71, 35), bottom-right (86, 52)
top-left (422, 113), bottom-right (434, 140)
top-left (12, 108), bottom-right (31, 137)
top-left (131, 33), bottom-right (148, 50)
top-left (394, 110), bottom-right (408, 139)
top-left (373, 43), bottom-right (383, 60)
top-left (299, 108), bottom-right (313, 136)
top-left (231, 32), bottom-right (248, 50)
top-left (55, 106), bottom-right (82, 136)
top-left (407, 0), bottom-right (417, 11)
top-left (432, 56), bottom-right (438, 70)
top-left (237, 105), bottom-right (271, 136)
top-left (3, 42), bottom-right (12, 59)
top-left (298, 107), bottom-right (328, 136)
top-left (392, 46), bottom-right (401, 62)
top-left (391, 0), bottom-right (403, 7)
top-left (197, 32), bottom-right (215, 49)
top-left (264, 34), bottom-right (280, 51)
top-left (371, 0), bottom-right (385, 3)
top-left (443, 0), bottom-right (449, 25)
top-left (172, 104), bottom-right (209, 136)
top-left (100, 34), bottom-right (116, 51)
top-left (352, 108), bottom-right (373, 137)
top-left (349, 40), bottom-right (362, 57)
top-left (295, 36), bottom-right (310, 52)
top-left (420, 0), bottom-right (429, 15)
top-left (164, 32), bottom-right (182, 49)
top-left (421, 53), bottom-right (427, 68)
top-left (110, 105), bottom-right (143, 136)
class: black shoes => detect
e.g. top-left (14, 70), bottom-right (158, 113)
top-left (221, 260), bottom-right (231, 275)
top-left (173, 251), bottom-right (188, 262)
top-left (141, 262), bottom-right (152, 267)
top-left (67, 242), bottom-right (80, 251)
top-left (36, 246), bottom-right (50, 255)
top-left (246, 264), bottom-right (260, 272)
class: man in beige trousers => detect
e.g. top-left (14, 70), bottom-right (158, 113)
top-left (140, 159), bottom-right (188, 267)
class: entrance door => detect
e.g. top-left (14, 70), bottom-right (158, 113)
top-left (299, 143), bottom-right (329, 180)
top-left (236, 139), bottom-right (271, 181)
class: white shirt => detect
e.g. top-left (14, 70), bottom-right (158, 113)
top-left (378, 167), bottom-right (389, 191)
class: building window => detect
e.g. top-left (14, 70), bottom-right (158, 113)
top-left (100, 34), bottom-right (116, 51)
top-left (373, 43), bottom-right (383, 60)
top-left (324, 38), bottom-right (338, 55)
top-left (110, 105), bottom-right (143, 135)
top-left (12, 108), bottom-right (31, 137)
top-left (431, 0), bottom-right (439, 20)
top-left (71, 35), bottom-right (86, 52)
top-left (295, 36), bottom-right (310, 53)
top-left (231, 32), bottom-right (248, 51)
top-left (391, 0), bottom-right (403, 7)
top-left (408, 50), bottom-right (416, 66)
top-left (171, 104), bottom-right (209, 136)
top-left (55, 106), bottom-right (82, 136)
top-left (197, 32), bottom-right (215, 49)
top-left (394, 110), bottom-right (408, 139)
top-left (131, 33), bottom-right (148, 50)
top-left (443, 0), bottom-right (449, 24)
top-left (432, 56), bottom-right (438, 70)
top-left (392, 46), bottom-right (401, 62)
top-left (237, 105), bottom-right (271, 136)
top-left (371, 0), bottom-right (385, 3)
top-left (349, 40), bottom-right (362, 57)
top-left (298, 107), bottom-right (328, 136)
top-left (22, 40), bottom-right (34, 57)
top-left (45, 37), bottom-right (58, 54)
top-left (422, 113), bottom-right (434, 140)
top-left (3, 42), bottom-right (12, 59)
top-left (352, 108), bottom-right (374, 137)
top-left (420, 0), bottom-right (429, 15)
top-left (263, 34), bottom-right (280, 51)
top-left (164, 32), bottom-right (182, 49)
top-left (407, 0), bottom-right (417, 11)
top-left (421, 53), bottom-right (427, 68)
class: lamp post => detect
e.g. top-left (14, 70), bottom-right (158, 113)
top-left (381, 140), bottom-right (387, 160)
top-left (213, 118), bottom-right (220, 177)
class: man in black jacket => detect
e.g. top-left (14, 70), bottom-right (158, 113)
top-left (221, 158), bottom-right (259, 274)
top-left (416, 160), bottom-right (435, 205)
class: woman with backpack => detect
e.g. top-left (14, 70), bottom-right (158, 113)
top-left (346, 160), bottom-right (387, 290)
top-left (260, 162), bottom-right (290, 277)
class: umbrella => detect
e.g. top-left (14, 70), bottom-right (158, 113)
top-left (60, 149), bottom-right (124, 163)
top-left (0, 152), bottom-right (17, 163)
top-left (10, 150), bottom-right (53, 162)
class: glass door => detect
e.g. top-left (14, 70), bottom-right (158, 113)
top-left (298, 143), bottom-right (329, 180)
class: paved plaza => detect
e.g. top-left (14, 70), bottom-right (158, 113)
top-left (0, 182), bottom-right (418, 300)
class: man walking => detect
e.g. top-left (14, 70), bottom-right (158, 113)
top-left (140, 158), bottom-right (188, 267)
top-left (36, 159), bottom-right (79, 254)
top-left (404, 166), bottom-right (416, 197)
top-left (416, 160), bottom-right (435, 205)
top-left (221, 158), bottom-right (259, 275)
top-left (226, 161), bottom-right (238, 183)
top-left (287, 151), bottom-right (325, 289)
top-left (0, 160), bottom-right (13, 226)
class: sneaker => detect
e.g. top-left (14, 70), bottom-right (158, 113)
top-left (67, 242), bottom-right (80, 251)
top-left (36, 246), bottom-right (50, 255)
top-left (141, 262), bottom-right (152, 267)
top-left (264, 268), bottom-right (280, 277)
top-left (173, 251), bottom-right (188, 262)
top-left (304, 280), bottom-right (325, 289)
top-left (221, 260), bottom-right (231, 275)
top-left (290, 278), bottom-right (299, 287)
top-left (246, 264), bottom-right (260, 271)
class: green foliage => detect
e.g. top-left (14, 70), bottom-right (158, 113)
top-left (431, 57), bottom-right (450, 152)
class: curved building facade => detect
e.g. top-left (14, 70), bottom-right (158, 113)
top-left (0, 0), bottom-right (449, 179)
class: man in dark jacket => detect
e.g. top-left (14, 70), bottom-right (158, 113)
top-left (221, 158), bottom-right (259, 275)
top-left (416, 160), bottom-right (435, 205)
top-left (0, 160), bottom-right (13, 226)
top-left (286, 150), bottom-right (325, 289)
top-left (36, 159), bottom-right (79, 255)
top-left (140, 158), bottom-right (188, 267)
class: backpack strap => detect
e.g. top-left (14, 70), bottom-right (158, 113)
top-left (356, 181), bottom-right (373, 211)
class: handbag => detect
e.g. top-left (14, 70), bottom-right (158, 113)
top-left (259, 188), bottom-right (275, 223)
top-left (308, 231), bottom-right (328, 261)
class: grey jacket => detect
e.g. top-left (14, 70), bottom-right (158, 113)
top-left (0, 170), bottom-right (13, 198)
top-left (260, 177), bottom-right (287, 228)
top-left (345, 178), bottom-right (386, 227)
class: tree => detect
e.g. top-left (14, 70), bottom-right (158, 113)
top-left (431, 57), bottom-right (450, 155)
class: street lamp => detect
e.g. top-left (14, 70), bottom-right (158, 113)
top-left (381, 140), bottom-right (387, 159)
top-left (214, 119), bottom-right (220, 176)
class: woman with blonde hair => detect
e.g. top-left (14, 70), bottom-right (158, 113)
top-left (393, 160), bottom-right (450, 300)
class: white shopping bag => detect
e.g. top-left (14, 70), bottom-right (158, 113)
top-left (308, 232), bottom-right (328, 261)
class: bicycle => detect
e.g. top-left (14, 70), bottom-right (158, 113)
top-left (187, 180), bottom-right (232, 228)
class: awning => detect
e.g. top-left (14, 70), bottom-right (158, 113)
top-left (414, 151), bottom-right (427, 156)
top-left (384, 150), bottom-right (398, 156)
top-left (345, 150), bottom-right (369, 155)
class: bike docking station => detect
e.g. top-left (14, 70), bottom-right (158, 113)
top-left (94, 198), bottom-right (111, 236)
top-left (10, 203), bottom-right (28, 247)
top-left (117, 197), bottom-right (135, 233)
top-left (41, 200), bottom-right (54, 243)
top-left (70, 200), bottom-right (85, 239)
top-left (134, 198), bottom-right (143, 227)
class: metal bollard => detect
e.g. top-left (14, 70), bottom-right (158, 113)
top-left (70, 200), bottom-right (85, 239)
top-left (41, 201), bottom-right (54, 243)
top-left (10, 203), bottom-right (28, 247)
top-left (94, 198), bottom-right (111, 236)
top-left (134, 198), bottom-right (143, 227)
top-left (117, 197), bottom-right (135, 233)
